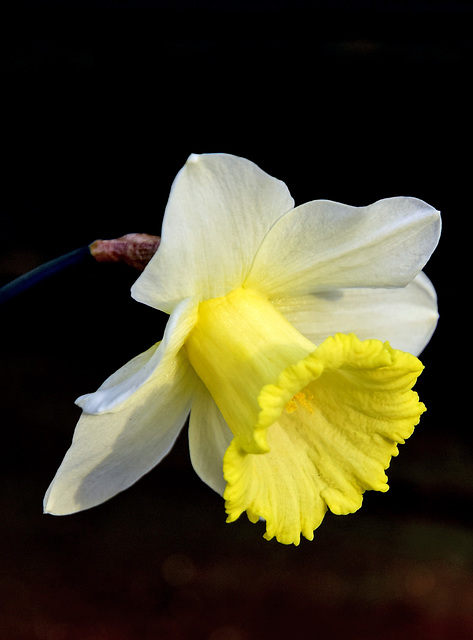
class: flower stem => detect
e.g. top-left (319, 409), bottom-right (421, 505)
top-left (0, 245), bottom-right (92, 305)
top-left (0, 234), bottom-right (161, 305)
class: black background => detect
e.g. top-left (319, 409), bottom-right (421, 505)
top-left (1, 3), bottom-right (471, 639)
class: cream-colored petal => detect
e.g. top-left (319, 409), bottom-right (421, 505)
top-left (188, 381), bottom-right (233, 497)
top-left (245, 197), bottom-right (441, 298)
top-left (44, 347), bottom-right (198, 515)
top-left (131, 153), bottom-right (295, 314)
top-left (272, 272), bottom-right (438, 356)
top-left (77, 296), bottom-right (198, 413)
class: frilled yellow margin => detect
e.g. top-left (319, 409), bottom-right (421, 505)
top-left (223, 333), bottom-right (425, 546)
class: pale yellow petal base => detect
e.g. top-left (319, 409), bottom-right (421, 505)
top-left (223, 333), bottom-right (425, 545)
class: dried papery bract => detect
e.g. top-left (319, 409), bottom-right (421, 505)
top-left (89, 234), bottom-right (161, 271)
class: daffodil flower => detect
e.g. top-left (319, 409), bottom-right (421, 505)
top-left (44, 153), bottom-right (441, 545)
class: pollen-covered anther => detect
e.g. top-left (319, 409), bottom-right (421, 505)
top-left (285, 391), bottom-right (314, 414)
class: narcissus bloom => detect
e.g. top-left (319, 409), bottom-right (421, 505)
top-left (44, 153), bottom-right (441, 545)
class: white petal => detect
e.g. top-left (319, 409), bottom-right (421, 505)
top-left (131, 153), bottom-right (295, 313)
top-left (245, 197), bottom-right (441, 298)
top-left (188, 381), bottom-right (233, 497)
top-left (44, 348), bottom-right (198, 515)
top-left (77, 296), bottom-right (198, 414)
top-left (272, 272), bottom-right (438, 355)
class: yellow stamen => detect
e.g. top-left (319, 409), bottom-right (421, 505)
top-left (285, 391), bottom-right (314, 414)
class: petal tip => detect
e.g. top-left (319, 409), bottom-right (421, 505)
top-left (42, 492), bottom-right (61, 516)
top-left (43, 484), bottom-right (73, 516)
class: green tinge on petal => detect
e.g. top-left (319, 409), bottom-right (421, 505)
top-left (223, 333), bottom-right (425, 546)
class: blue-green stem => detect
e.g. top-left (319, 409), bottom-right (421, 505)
top-left (0, 245), bottom-right (92, 305)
